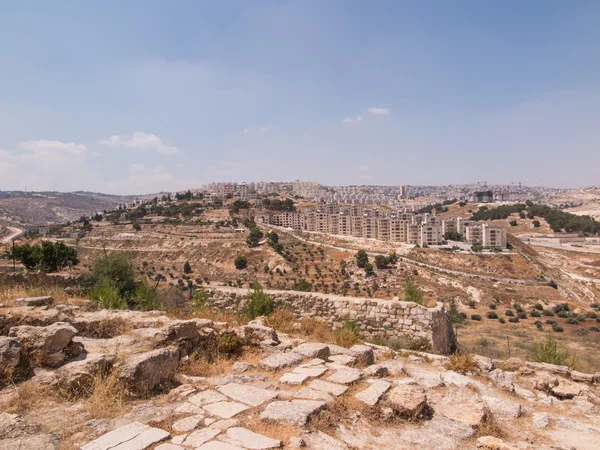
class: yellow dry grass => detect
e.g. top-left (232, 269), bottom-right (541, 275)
top-left (0, 284), bottom-right (85, 307)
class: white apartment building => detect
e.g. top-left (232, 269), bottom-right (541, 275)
top-left (464, 224), bottom-right (507, 249)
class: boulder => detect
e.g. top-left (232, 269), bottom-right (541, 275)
top-left (293, 343), bottom-right (330, 359)
top-left (55, 354), bottom-right (116, 394)
top-left (355, 380), bottom-right (392, 407)
top-left (363, 364), bottom-right (389, 378)
top-left (570, 371), bottom-right (595, 383)
top-left (482, 395), bottom-right (521, 418)
top-left (532, 412), bottom-right (549, 429)
top-left (14, 296), bottom-right (54, 307)
top-left (436, 389), bottom-right (488, 428)
top-left (119, 347), bottom-right (180, 395)
top-left (166, 320), bottom-right (199, 341)
top-left (326, 368), bottom-right (363, 385)
top-left (348, 345), bottom-right (375, 365)
top-left (526, 361), bottom-right (570, 376)
top-left (488, 369), bottom-right (515, 393)
top-left (550, 381), bottom-right (584, 400)
top-left (387, 384), bottom-right (428, 418)
top-left (239, 324), bottom-right (279, 344)
top-left (499, 358), bottom-right (523, 371)
top-left (0, 336), bottom-right (31, 383)
top-left (327, 354), bottom-right (356, 366)
top-left (8, 322), bottom-right (77, 355)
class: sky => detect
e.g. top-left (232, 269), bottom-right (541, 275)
top-left (0, 1), bottom-right (599, 194)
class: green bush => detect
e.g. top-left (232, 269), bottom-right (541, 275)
top-left (132, 278), bottom-right (159, 310)
top-left (218, 332), bottom-right (242, 354)
top-left (89, 253), bottom-right (137, 298)
top-left (467, 300), bottom-right (477, 309)
top-left (566, 318), bottom-right (578, 325)
top-left (293, 279), bottom-right (312, 292)
top-left (552, 323), bottom-right (564, 332)
top-left (471, 314), bottom-right (482, 321)
top-left (245, 282), bottom-right (274, 319)
top-left (234, 255), bottom-right (248, 270)
top-left (489, 303), bottom-right (497, 310)
top-left (498, 318), bottom-right (506, 324)
top-left (531, 310), bottom-right (541, 317)
top-left (546, 319), bottom-right (556, 325)
top-left (542, 309), bottom-right (555, 316)
top-left (517, 312), bottom-right (527, 319)
top-left (552, 303), bottom-right (570, 313)
top-left (192, 285), bottom-right (210, 309)
top-left (505, 310), bottom-right (514, 317)
top-left (530, 336), bottom-right (572, 365)
top-left (534, 303), bottom-right (544, 311)
top-left (586, 311), bottom-right (597, 319)
top-left (88, 278), bottom-right (127, 309)
top-left (486, 311), bottom-right (498, 319)
top-left (404, 280), bottom-right (424, 305)
top-left (508, 317), bottom-right (520, 323)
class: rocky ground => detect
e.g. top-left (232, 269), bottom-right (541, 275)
top-left (1, 297), bottom-right (600, 449)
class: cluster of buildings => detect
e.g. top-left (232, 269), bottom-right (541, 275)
top-left (256, 205), bottom-right (507, 249)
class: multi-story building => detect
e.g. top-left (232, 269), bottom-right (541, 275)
top-left (419, 225), bottom-right (443, 246)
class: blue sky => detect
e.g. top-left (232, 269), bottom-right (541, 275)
top-left (0, 1), bottom-right (599, 194)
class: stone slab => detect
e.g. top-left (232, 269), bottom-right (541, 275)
top-left (280, 372), bottom-right (309, 385)
top-left (308, 379), bottom-right (348, 396)
top-left (259, 352), bottom-right (303, 370)
top-left (203, 401), bottom-right (249, 419)
top-left (179, 428), bottom-right (221, 447)
top-left (326, 368), bottom-right (363, 385)
top-left (219, 427), bottom-right (282, 449)
top-left (259, 400), bottom-right (326, 426)
top-left (217, 383), bottom-right (278, 407)
top-left (354, 380), bottom-right (392, 407)
top-left (189, 389), bottom-right (229, 407)
top-left (293, 387), bottom-right (333, 402)
top-left (81, 422), bottom-right (170, 450)
top-left (292, 366), bottom-right (327, 377)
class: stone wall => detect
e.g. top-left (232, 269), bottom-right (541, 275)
top-left (206, 286), bottom-right (458, 355)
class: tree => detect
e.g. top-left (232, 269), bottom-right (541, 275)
top-left (132, 221), bottom-right (141, 231)
top-left (404, 280), bottom-right (424, 305)
top-left (246, 227), bottom-right (263, 248)
top-left (293, 279), bottom-right (312, 292)
top-left (266, 231), bottom-right (279, 245)
top-left (245, 282), bottom-right (274, 319)
top-left (444, 231), bottom-right (462, 241)
top-left (364, 262), bottom-right (375, 277)
top-left (509, 220), bottom-right (518, 227)
top-left (533, 220), bottom-right (541, 228)
top-left (183, 260), bottom-right (192, 274)
top-left (355, 250), bottom-right (369, 268)
top-left (374, 255), bottom-right (388, 269)
top-left (234, 255), bottom-right (248, 270)
top-left (89, 253), bottom-right (136, 299)
top-left (5, 241), bottom-right (78, 272)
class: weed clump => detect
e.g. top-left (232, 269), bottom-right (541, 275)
top-left (530, 336), bottom-right (574, 366)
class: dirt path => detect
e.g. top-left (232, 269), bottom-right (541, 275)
top-left (0, 226), bottom-right (23, 243)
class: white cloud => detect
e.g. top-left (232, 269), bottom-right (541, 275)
top-left (342, 115), bottom-right (363, 124)
top-left (243, 124), bottom-right (277, 133)
top-left (20, 140), bottom-right (87, 154)
top-left (98, 131), bottom-right (180, 155)
top-left (367, 107), bottom-right (389, 115)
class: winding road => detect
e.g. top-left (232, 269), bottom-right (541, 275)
top-left (1, 226), bottom-right (24, 243)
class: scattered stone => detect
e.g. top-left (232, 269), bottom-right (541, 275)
top-left (0, 336), bottom-right (31, 382)
top-left (482, 395), bottom-right (521, 418)
top-left (526, 361), bottom-right (570, 376)
top-left (287, 436), bottom-right (306, 448)
top-left (308, 379), bottom-right (348, 396)
top-left (241, 324), bottom-right (279, 344)
top-left (280, 372), bottom-right (309, 385)
top-left (436, 389), bottom-right (488, 428)
top-left (178, 428), bottom-right (221, 447)
top-left (188, 389), bottom-right (228, 407)
top-left (260, 400), bottom-right (326, 426)
top-left (81, 421), bottom-right (170, 450)
top-left (293, 366), bottom-right (327, 377)
top-left (203, 401), bottom-right (249, 419)
top-left (355, 380), bottom-right (391, 407)
top-left (0, 434), bottom-right (57, 450)
top-left (231, 362), bottom-right (253, 373)
top-left (473, 355), bottom-right (494, 372)
top-left (293, 343), bottom-right (330, 359)
top-left (387, 384), bottom-right (428, 418)
top-left (155, 444), bottom-right (185, 450)
top-left (14, 296), bottom-right (54, 307)
top-left (166, 320), bottom-right (199, 341)
top-left (119, 347), bottom-right (179, 395)
top-left (259, 352), bottom-right (303, 370)
top-left (307, 358), bottom-right (325, 365)
top-left (532, 412), bottom-right (549, 429)
top-left (327, 354), bottom-right (356, 365)
top-left (551, 381), bottom-right (583, 400)
top-left (55, 354), bottom-right (115, 393)
top-left (208, 419), bottom-right (241, 430)
top-left (172, 415), bottom-right (204, 433)
top-left (217, 383), bottom-right (278, 407)
top-left (326, 368), bottom-right (363, 385)
top-left (499, 358), bottom-right (524, 371)
top-left (219, 427), bottom-right (282, 449)
top-left (348, 345), bottom-right (374, 365)
top-left (571, 370), bottom-right (595, 383)
top-left (379, 359), bottom-right (405, 376)
top-left (363, 364), bottom-right (389, 378)
top-left (293, 387), bottom-right (333, 402)
top-left (488, 369), bottom-right (515, 393)
top-left (196, 442), bottom-right (244, 450)
top-left (9, 322), bottom-right (77, 356)
top-left (407, 355), bottom-right (425, 364)
top-left (174, 403), bottom-right (205, 415)
top-left (476, 436), bottom-right (518, 450)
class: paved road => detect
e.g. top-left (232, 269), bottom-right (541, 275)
top-left (1, 227), bottom-right (23, 243)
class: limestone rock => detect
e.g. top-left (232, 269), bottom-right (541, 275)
top-left (166, 320), bottom-right (199, 341)
top-left (482, 395), bottom-right (521, 418)
top-left (326, 368), bottom-right (363, 385)
top-left (387, 384), bottom-right (428, 418)
top-left (476, 436), bottom-right (518, 450)
top-left (217, 383), bottom-right (278, 407)
top-left (308, 379), bottom-right (348, 396)
top-left (55, 354), bottom-right (116, 394)
top-left (294, 387), bottom-right (333, 402)
top-left (0, 336), bottom-right (31, 382)
top-left (189, 389), bottom-right (229, 407)
top-left (14, 296), bottom-right (54, 307)
top-left (259, 352), bottom-right (303, 370)
top-left (499, 358), bottom-right (523, 371)
top-left (551, 381), bottom-right (583, 399)
top-left (177, 428), bottom-right (221, 447)
top-left (260, 400), bottom-right (326, 426)
top-left (348, 345), bottom-right (374, 365)
top-left (0, 434), bottom-right (57, 450)
top-left (196, 442), bottom-right (245, 450)
top-left (280, 372), bottom-right (309, 385)
top-left (8, 322), bottom-right (77, 356)
top-left (81, 421), bottom-right (170, 450)
top-left (119, 347), bottom-right (180, 395)
top-left (571, 370), bottom-right (595, 383)
top-left (488, 369), bottom-right (515, 393)
top-left (219, 427), bottom-right (282, 449)
top-left (532, 412), bottom-right (549, 429)
top-left (363, 364), bottom-right (389, 378)
top-left (436, 389), bottom-right (488, 428)
top-left (526, 361), bottom-right (570, 376)
top-left (172, 414), bottom-right (204, 433)
top-left (293, 366), bottom-right (327, 378)
top-left (240, 324), bottom-right (279, 344)
top-left (327, 354), bottom-right (356, 366)
top-left (355, 380), bottom-right (391, 407)
top-left (293, 343), bottom-right (330, 359)
top-left (203, 401), bottom-right (249, 419)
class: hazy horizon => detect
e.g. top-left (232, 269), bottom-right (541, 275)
top-left (1, 1), bottom-right (599, 194)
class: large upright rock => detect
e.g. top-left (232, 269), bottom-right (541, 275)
top-left (0, 337), bottom-right (31, 383)
top-left (8, 322), bottom-right (78, 366)
top-left (119, 347), bottom-right (180, 395)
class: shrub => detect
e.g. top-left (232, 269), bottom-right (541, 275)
top-left (471, 314), bottom-right (482, 321)
top-left (192, 285), bottom-right (210, 309)
top-left (552, 323), bottom-right (564, 332)
top-left (489, 303), bottom-right (497, 310)
top-left (542, 309), bottom-right (555, 316)
top-left (332, 320), bottom-right (361, 348)
top-left (509, 317), bottom-right (520, 323)
top-left (586, 311), bottom-right (597, 319)
top-left (534, 303), bottom-right (544, 311)
top-left (531, 310), bottom-right (541, 317)
top-left (546, 319), bottom-right (556, 325)
top-left (88, 278), bottom-right (127, 309)
top-left (566, 318), bottom-right (578, 325)
top-left (132, 278), bottom-right (158, 310)
top-left (218, 332), bottom-right (242, 355)
top-left (517, 312), bottom-right (527, 319)
top-left (404, 280), bottom-right (424, 305)
top-left (498, 318), bottom-right (506, 324)
top-left (234, 255), bottom-right (248, 270)
top-left (576, 314), bottom-right (587, 323)
top-left (445, 353), bottom-right (479, 374)
top-left (244, 283), bottom-right (274, 319)
top-left (589, 326), bottom-right (600, 332)
top-left (467, 300), bottom-right (477, 309)
top-left (183, 261), bottom-right (192, 274)
top-left (355, 250), bottom-right (369, 268)
top-left (530, 336), bottom-right (572, 365)
top-left (486, 311), bottom-right (498, 319)
top-left (552, 303), bottom-right (570, 313)
top-left (448, 303), bottom-right (465, 324)
top-left (505, 310), bottom-right (514, 317)
top-left (88, 253), bottom-right (137, 299)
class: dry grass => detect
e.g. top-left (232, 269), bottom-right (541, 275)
top-left (266, 308), bottom-right (296, 333)
top-left (4, 380), bottom-right (58, 414)
top-left (85, 372), bottom-right (127, 419)
top-left (245, 419), bottom-right (300, 443)
top-left (81, 317), bottom-right (131, 338)
top-left (445, 352), bottom-right (479, 374)
top-left (0, 284), bottom-right (83, 307)
top-left (475, 413), bottom-right (504, 438)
